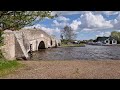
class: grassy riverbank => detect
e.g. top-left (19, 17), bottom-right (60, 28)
top-left (0, 59), bottom-right (23, 77)
top-left (61, 43), bottom-right (85, 47)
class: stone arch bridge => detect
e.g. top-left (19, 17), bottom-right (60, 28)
top-left (1, 29), bottom-right (61, 60)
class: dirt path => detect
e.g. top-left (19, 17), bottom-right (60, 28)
top-left (1, 60), bottom-right (120, 79)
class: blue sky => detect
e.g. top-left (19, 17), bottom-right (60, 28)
top-left (24, 11), bottom-right (120, 40)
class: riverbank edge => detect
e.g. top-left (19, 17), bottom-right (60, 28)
top-left (61, 43), bottom-right (86, 47)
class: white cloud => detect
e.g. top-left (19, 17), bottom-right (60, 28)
top-left (82, 28), bottom-right (95, 31)
top-left (96, 31), bottom-right (111, 37)
top-left (80, 12), bottom-right (113, 30)
top-left (110, 19), bottom-right (118, 25)
top-left (51, 11), bottom-right (120, 16)
top-left (116, 14), bottom-right (120, 20)
top-left (56, 16), bottom-right (70, 22)
top-left (70, 20), bottom-right (81, 30)
top-left (53, 16), bottom-right (81, 31)
top-left (97, 31), bottom-right (101, 33)
top-left (52, 20), bottom-right (69, 28)
top-left (104, 11), bottom-right (119, 15)
top-left (94, 11), bottom-right (119, 16)
top-left (110, 14), bottom-right (120, 30)
top-left (40, 27), bottom-right (60, 35)
top-left (104, 32), bottom-right (111, 36)
top-left (52, 11), bottom-right (120, 32)
top-left (51, 11), bottom-right (84, 16)
top-left (96, 32), bottom-right (104, 37)
top-left (75, 31), bottom-right (79, 34)
top-left (52, 11), bottom-right (116, 32)
top-left (53, 20), bottom-right (60, 26)
top-left (52, 16), bottom-right (70, 28)
top-left (44, 17), bottom-right (50, 19)
top-left (23, 24), bottom-right (60, 35)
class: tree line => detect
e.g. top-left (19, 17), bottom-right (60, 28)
top-left (60, 29), bottom-right (120, 44)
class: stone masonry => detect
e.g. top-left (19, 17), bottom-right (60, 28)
top-left (1, 29), bottom-right (61, 60)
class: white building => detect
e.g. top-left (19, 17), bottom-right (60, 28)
top-left (96, 36), bottom-right (117, 45)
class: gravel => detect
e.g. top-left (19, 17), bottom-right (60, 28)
top-left (1, 60), bottom-right (120, 79)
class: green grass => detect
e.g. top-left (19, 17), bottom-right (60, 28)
top-left (61, 43), bottom-right (85, 47)
top-left (0, 49), bottom-right (24, 77)
top-left (0, 59), bottom-right (23, 77)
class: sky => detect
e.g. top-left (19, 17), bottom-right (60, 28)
top-left (23, 11), bottom-right (120, 40)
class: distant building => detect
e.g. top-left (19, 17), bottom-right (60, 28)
top-left (96, 36), bottom-right (117, 45)
top-left (72, 40), bottom-right (80, 44)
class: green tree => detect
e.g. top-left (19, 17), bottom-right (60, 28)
top-left (111, 31), bottom-right (119, 40)
top-left (111, 31), bottom-right (120, 43)
top-left (0, 11), bottom-right (55, 31)
top-left (61, 25), bottom-right (76, 42)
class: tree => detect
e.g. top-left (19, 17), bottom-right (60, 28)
top-left (60, 34), bottom-right (63, 40)
top-left (111, 31), bottom-right (120, 43)
top-left (0, 11), bottom-right (55, 31)
top-left (61, 25), bottom-right (76, 42)
top-left (111, 31), bottom-right (119, 40)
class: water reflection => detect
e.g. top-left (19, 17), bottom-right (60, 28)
top-left (31, 45), bottom-right (120, 60)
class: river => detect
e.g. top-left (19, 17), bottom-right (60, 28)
top-left (31, 45), bottom-right (120, 60)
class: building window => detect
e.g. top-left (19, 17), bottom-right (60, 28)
top-left (106, 40), bottom-right (108, 43)
top-left (113, 40), bottom-right (116, 43)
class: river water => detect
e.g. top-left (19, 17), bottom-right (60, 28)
top-left (31, 45), bottom-right (120, 60)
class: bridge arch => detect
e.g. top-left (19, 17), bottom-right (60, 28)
top-left (58, 43), bottom-right (60, 46)
top-left (51, 40), bottom-right (52, 46)
top-left (55, 40), bottom-right (57, 48)
top-left (38, 41), bottom-right (45, 49)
